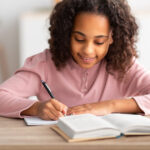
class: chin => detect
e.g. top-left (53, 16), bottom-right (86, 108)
top-left (78, 63), bottom-right (95, 69)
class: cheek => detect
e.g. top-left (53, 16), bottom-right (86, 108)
top-left (71, 41), bottom-right (80, 54)
top-left (96, 46), bottom-right (109, 59)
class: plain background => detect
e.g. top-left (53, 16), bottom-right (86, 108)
top-left (0, 0), bottom-right (52, 82)
top-left (0, 0), bottom-right (150, 83)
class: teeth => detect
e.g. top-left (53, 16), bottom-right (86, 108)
top-left (83, 57), bottom-right (94, 60)
top-left (84, 58), bottom-right (90, 59)
top-left (78, 55), bottom-right (95, 63)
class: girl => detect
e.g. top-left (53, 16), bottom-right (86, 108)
top-left (0, 0), bottom-right (150, 120)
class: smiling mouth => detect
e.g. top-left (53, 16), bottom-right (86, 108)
top-left (78, 54), bottom-right (96, 63)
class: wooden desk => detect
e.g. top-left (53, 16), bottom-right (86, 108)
top-left (0, 116), bottom-right (150, 150)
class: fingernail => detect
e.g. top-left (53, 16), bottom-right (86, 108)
top-left (62, 109), bottom-right (67, 116)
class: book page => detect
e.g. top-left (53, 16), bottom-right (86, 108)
top-left (102, 113), bottom-right (150, 133)
top-left (57, 114), bottom-right (120, 139)
top-left (58, 114), bottom-right (118, 133)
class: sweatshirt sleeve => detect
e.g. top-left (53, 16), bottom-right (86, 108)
top-left (121, 60), bottom-right (150, 115)
top-left (0, 50), bottom-right (47, 118)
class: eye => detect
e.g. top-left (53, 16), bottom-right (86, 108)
top-left (94, 42), bottom-right (104, 45)
top-left (74, 37), bottom-right (85, 42)
top-left (94, 37), bottom-right (108, 45)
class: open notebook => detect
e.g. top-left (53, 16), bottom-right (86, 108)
top-left (24, 117), bottom-right (57, 125)
top-left (51, 113), bottom-right (150, 142)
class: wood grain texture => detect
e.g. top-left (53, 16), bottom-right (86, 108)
top-left (0, 116), bottom-right (150, 150)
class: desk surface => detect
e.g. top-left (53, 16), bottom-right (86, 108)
top-left (1, 116), bottom-right (150, 150)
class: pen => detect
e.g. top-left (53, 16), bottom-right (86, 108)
top-left (41, 80), bottom-right (67, 116)
top-left (41, 80), bottom-right (55, 99)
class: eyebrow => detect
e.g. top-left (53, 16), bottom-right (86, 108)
top-left (72, 31), bottom-right (108, 38)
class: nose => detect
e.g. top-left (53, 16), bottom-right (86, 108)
top-left (82, 42), bottom-right (94, 55)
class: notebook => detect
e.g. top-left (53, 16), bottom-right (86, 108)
top-left (24, 116), bottom-right (57, 125)
top-left (51, 113), bottom-right (150, 142)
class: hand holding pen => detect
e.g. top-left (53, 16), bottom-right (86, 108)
top-left (36, 80), bottom-right (68, 120)
top-left (21, 80), bottom-right (68, 120)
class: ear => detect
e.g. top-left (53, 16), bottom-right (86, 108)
top-left (109, 31), bottom-right (113, 45)
top-left (109, 36), bottom-right (113, 44)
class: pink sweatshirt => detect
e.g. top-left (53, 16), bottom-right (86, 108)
top-left (1, 49), bottom-right (150, 118)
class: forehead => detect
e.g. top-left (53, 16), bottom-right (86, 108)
top-left (73, 12), bottom-right (110, 35)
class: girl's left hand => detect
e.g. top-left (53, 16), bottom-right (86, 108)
top-left (67, 101), bottom-right (113, 116)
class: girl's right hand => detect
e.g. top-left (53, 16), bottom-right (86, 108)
top-left (36, 99), bottom-right (68, 120)
top-left (21, 99), bottom-right (68, 120)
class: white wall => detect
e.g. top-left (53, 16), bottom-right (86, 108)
top-left (128, 0), bottom-right (150, 70)
top-left (19, 10), bottom-right (50, 66)
top-left (0, 0), bottom-right (54, 82)
top-left (128, 0), bottom-right (150, 11)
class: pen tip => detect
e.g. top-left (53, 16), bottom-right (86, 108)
top-left (41, 80), bottom-right (45, 83)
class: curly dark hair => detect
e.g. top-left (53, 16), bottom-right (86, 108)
top-left (48, 0), bottom-right (138, 78)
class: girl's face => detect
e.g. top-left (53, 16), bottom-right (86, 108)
top-left (71, 12), bottom-right (113, 69)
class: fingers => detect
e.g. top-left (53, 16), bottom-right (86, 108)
top-left (67, 109), bottom-right (88, 115)
top-left (67, 105), bottom-right (90, 115)
top-left (40, 108), bottom-right (58, 120)
top-left (37, 99), bottom-right (68, 120)
top-left (68, 103), bottom-right (93, 115)
top-left (47, 102), bottom-right (64, 119)
top-left (51, 99), bottom-right (68, 115)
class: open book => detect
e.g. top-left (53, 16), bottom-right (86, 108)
top-left (51, 113), bottom-right (150, 142)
